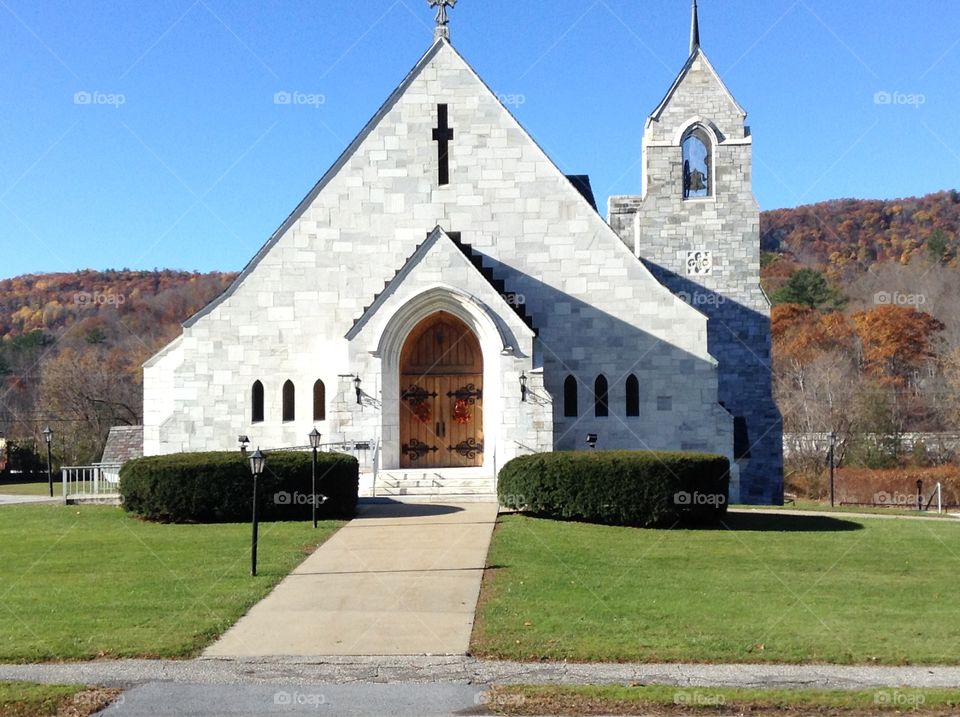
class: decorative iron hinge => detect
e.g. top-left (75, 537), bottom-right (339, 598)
top-left (402, 385), bottom-right (438, 402)
top-left (446, 383), bottom-right (482, 404)
top-left (448, 438), bottom-right (483, 459)
top-left (402, 439), bottom-right (438, 462)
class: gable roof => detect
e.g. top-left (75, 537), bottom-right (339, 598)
top-left (648, 47), bottom-right (746, 125)
top-left (182, 39), bottom-right (450, 329)
top-left (100, 425), bottom-right (143, 465)
top-left (347, 226), bottom-right (537, 340)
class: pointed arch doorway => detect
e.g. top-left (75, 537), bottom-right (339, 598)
top-left (399, 311), bottom-right (484, 468)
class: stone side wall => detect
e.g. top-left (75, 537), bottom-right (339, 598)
top-left (609, 51), bottom-right (783, 504)
top-left (143, 41), bottom-right (737, 483)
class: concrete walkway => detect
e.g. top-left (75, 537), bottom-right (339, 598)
top-left (0, 493), bottom-right (60, 505)
top-left (204, 501), bottom-right (499, 657)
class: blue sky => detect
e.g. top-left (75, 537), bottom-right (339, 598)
top-left (0, 0), bottom-right (957, 278)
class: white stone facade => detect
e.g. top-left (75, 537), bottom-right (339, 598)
top-left (143, 37), bottom-right (765, 501)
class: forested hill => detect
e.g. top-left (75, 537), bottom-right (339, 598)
top-left (761, 189), bottom-right (960, 277)
top-left (0, 270), bottom-right (236, 343)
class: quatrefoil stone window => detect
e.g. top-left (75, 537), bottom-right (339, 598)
top-left (686, 250), bottom-right (713, 276)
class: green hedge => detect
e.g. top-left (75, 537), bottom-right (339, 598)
top-left (498, 450), bottom-right (729, 527)
top-left (120, 451), bottom-right (359, 523)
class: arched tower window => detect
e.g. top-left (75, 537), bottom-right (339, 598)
top-left (563, 375), bottom-right (578, 418)
top-left (313, 380), bottom-right (326, 422)
top-left (282, 380), bottom-right (295, 422)
top-left (625, 375), bottom-right (640, 417)
top-left (251, 381), bottom-right (264, 423)
top-left (594, 375), bottom-right (609, 417)
top-left (682, 126), bottom-right (712, 199)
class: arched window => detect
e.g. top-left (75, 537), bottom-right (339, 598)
top-left (594, 375), bottom-right (609, 417)
top-left (282, 380), bottom-right (295, 422)
top-left (251, 381), bottom-right (264, 423)
top-left (563, 375), bottom-right (578, 418)
top-left (313, 380), bottom-right (326, 422)
top-left (682, 126), bottom-right (712, 199)
top-left (625, 375), bottom-right (640, 417)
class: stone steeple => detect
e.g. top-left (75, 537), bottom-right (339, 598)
top-left (690, 0), bottom-right (700, 54)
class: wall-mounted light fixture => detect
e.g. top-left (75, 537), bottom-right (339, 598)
top-left (354, 375), bottom-right (363, 405)
top-left (519, 372), bottom-right (528, 403)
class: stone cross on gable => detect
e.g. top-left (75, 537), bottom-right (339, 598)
top-left (428, 0), bottom-right (456, 41)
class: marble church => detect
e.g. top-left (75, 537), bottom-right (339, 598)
top-left (143, 1), bottom-right (783, 504)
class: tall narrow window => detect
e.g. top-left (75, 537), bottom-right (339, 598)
top-left (625, 375), bottom-right (640, 417)
top-left (682, 126), bottom-right (712, 199)
top-left (594, 375), bottom-right (609, 417)
top-left (251, 381), bottom-right (264, 423)
top-left (313, 380), bottom-right (326, 422)
top-left (282, 380), bottom-right (295, 422)
top-left (563, 375), bottom-right (578, 418)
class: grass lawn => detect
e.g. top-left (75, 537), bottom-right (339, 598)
top-left (471, 512), bottom-right (960, 664)
top-left (0, 505), bottom-right (343, 662)
top-left (0, 481), bottom-right (52, 496)
top-left (486, 685), bottom-right (960, 716)
top-left (0, 681), bottom-right (120, 717)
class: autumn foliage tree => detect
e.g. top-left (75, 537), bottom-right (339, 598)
top-left (851, 306), bottom-right (944, 387)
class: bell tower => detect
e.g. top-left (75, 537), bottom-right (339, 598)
top-left (609, 0), bottom-right (783, 504)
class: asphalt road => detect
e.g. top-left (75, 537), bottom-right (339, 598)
top-left (95, 683), bottom-right (492, 717)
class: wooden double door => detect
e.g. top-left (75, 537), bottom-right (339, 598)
top-left (399, 312), bottom-right (484, 468)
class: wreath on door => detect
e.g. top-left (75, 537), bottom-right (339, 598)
top-left (411, 399), bottom-right (432, 424)
top-left (453, 399), bottom-right (472, 425)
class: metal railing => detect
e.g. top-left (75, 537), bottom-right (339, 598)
top-left (61, 464), bottom-right (122, 501)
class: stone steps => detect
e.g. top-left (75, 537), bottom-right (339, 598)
top-left (370, 468), bottom-right (497, 500)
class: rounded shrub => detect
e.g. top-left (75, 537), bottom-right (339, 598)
top-left (498, 450), bottom-right (729, 527)
top-left (120, 451), bottom-right (359, 523)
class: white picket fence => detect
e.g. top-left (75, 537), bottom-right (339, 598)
top-left (61, 464), bottom-right (122, 502)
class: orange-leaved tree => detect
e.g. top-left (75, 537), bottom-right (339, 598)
top-left (851, 305), bottom-right (944, 386)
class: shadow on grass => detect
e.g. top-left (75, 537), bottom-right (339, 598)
top-left (707, 511), bottom-right (864, 533)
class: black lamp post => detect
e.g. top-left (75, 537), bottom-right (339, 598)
top-left (42, 426), bottom-right (53, 498)
top-left (249, 448), bottom-right (265, 576)
top-left (519, 372), bottom-right (528, 403)
top-left (586, 433), bottom-right (598, 450)
top-left (354, 375), bottom-right (363, 405)
top-left (828, 432), bottom-right (836, 508)
top-left (309, 428), bottom-right (322, 529)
